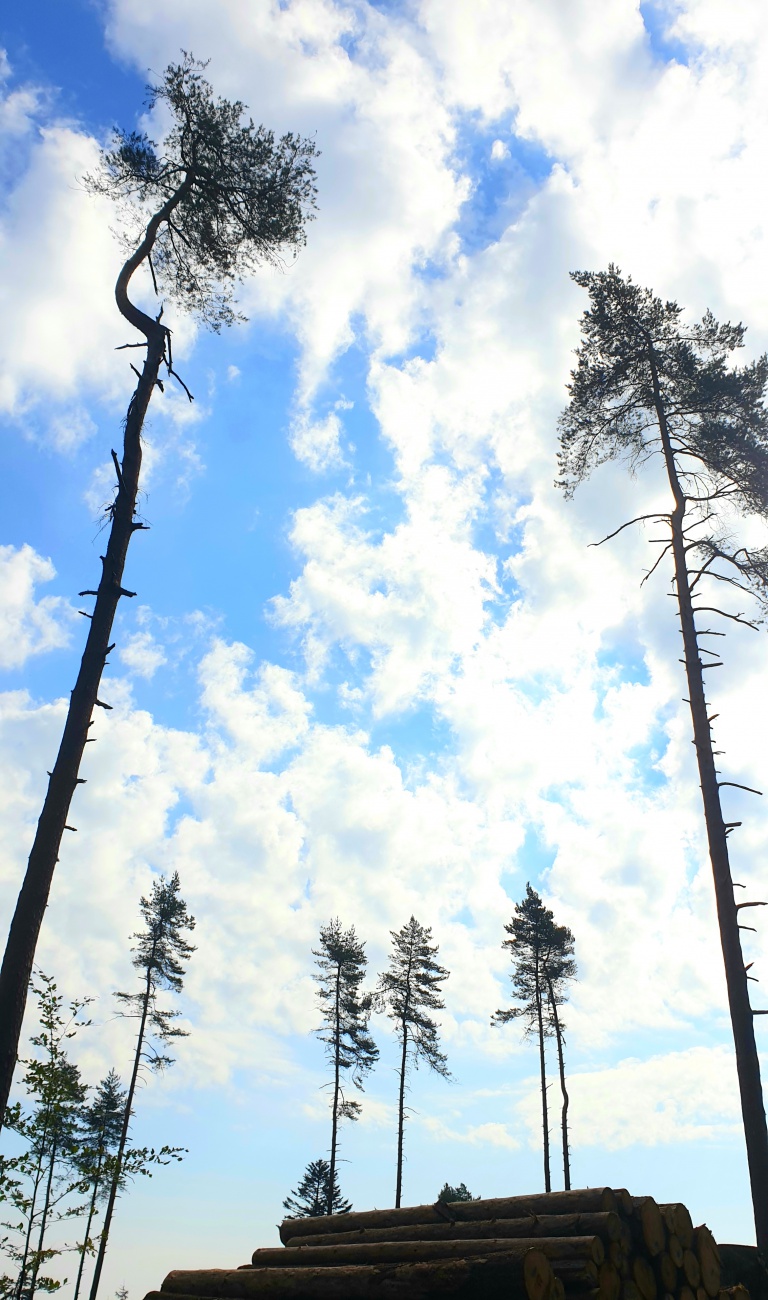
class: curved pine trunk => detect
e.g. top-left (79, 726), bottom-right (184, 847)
top-left (649, 348), bottom-right (768, 1252)
top-left (0, 176), bottom-right (192, 1130)
top-left (395, 1024), bottom-right (408, 1210)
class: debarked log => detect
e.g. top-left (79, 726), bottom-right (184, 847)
top-left (284, 1214), bottom-right (622, 1252)
top-left (159, 1252), bottom-right (553, 1300)
top-left (252, 1239), bottom-right (604, 1271)
top-left (279, 1193), bottom-right (620, 1245)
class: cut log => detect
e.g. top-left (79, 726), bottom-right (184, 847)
top-left (614, 1192), bottom-right (633, 1217)
top-left (598, 1262), bottom-right (621, 1300)
top-left (161, 1253), bottom-right (553, 1300)
top-left (608, 1244), bottom-right (629, 1279)
top-left (629, 1200), bottom-right (666, 1258)
top-left (632, 1255), bottom-right (657, 1300)
top-left (694, 1228), bottom-right (721, 1299)
top-left (278, 1194), bottom-right (620, 1245)
top-left (668, 1238), bottom-right (684, 1269)
top-left (654, 1253), bottom-right (677, 1295)
top-left (284, 1214), bottom-right (622, 1251)
top-left (622, 1283), bottom-right (641, 1300)
top-left (697, 1288), bottom-right (708, 1300)
top-left (683, 1251), bottom-right (702, 1290)
top-left (680, 1285), bottom-right (696, 1300)
top-left (659, 1208), bottom-right (693, 1252)
top-left (548, 1258), bottom-right (599, 1289)
top-left (550, 1279), bottom-right (565, 1300)
top-left (250, 1238), bottom-right (604, 1271)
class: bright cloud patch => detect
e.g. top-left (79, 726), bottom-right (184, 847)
top-left (0, 544), bottom-right (75, 669)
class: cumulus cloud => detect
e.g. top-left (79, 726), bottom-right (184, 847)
top-left (0, 544), bottom-right (76, 669)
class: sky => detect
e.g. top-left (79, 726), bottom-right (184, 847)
top-left (2, 0), bottom-right (768, 1294)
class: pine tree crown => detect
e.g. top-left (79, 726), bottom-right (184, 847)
top-left (376, 916), bottom-right (451, 1078)
top-left (84, 52), bottom-right (319, 331)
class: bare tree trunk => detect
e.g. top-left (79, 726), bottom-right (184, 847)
top-left (328, 968), bottom-right (341, 1217)
top-left (27, 1135), bottom-right (57, 1300)
top-left (395, 1023), bottom-right (408, 1211)
top-left (88, 961), bottom-right (154, 1300)
top-left (535, 958), bottom-right (550, 1194)
top-left (0, 175), bottom-right (192, 1130)
top-left (546, 976), bottom-right (570, 1191)
top-left (73, 1151), bottom-right (104, 1300)
top-left (648, 346), bottom-right (768, 1253)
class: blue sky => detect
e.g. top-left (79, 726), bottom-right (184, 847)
top-left (3, 1), bottom-right (768, 1296)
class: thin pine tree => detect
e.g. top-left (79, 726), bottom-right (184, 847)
top-left (558, 265), bottom-right (768, 1248)
top-left (313, 920), bottom-right (378, 1216)
top-left (376, 917), bottom-right (450, 1209)
top-left (71, 1071), bottom-right (127, 1300)
top-left (492, 885), bottom-right (560, 1192)
top-left (87, 873), bottom-right (195, 1300)
top-left (542, 922), bottom-right (576, 1191)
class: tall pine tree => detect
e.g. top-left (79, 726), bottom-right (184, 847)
top-left (376, 917), bottom-right (450, 1208)
top-left (558, 265), bottom-right (768, 1247)
top-left (313, 920), bottom-right (378, 1216)
top-left (0, 55), bottom-right (318, 1129)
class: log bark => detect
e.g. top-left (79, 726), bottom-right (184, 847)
top-left (279, 1192), bottom-right (619, 1245)
top-left (659, 1208), bottom-right (693, 1253)
top-left (667, 1238), bottom-right (684, 1269)
top-left (284, 1214), bottom-right (622, 1251)
top-left (629, 1200), bottom-right (665, 1258)
top-left (161, 1251), bottom-right (553, 1300)
top-left (251, 1240), bottom-right (603, 1271)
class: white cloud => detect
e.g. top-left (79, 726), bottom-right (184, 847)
top-left (119, 630), bottom-right (167, 679)
top-left (0, 544), bottom-right (76, 669)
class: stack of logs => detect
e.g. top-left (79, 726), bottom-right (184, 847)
top-left (146, 1188), bottom-right (733, 1300)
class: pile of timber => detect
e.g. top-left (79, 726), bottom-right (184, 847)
top-left (144, 1187), bottom-right (732, 1300)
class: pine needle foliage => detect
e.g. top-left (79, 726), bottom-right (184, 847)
top-left (283, 1159), bottom-right (352, 1219)
top-left (376, 917), bottom-right (450, 1208)
top-left (85, 52), bottom-right (319, 330)
top-left (313, 920), bottom-right (377, 1216)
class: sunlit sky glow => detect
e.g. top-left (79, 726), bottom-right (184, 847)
top-left (2, 1), bottom-right (768, 1294)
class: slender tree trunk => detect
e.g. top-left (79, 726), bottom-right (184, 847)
top-left (27, 1135), bottom-right (57, 1300)
top-left (546, 976), bottom-right (570, 1191)
top-left (648, 347), bottom-right (768, 1253)
top-left (15, 1114), bottom-right (51, 1300)
top-left (537, 951), bottom-right (550, 1190)
top-left (73, 1154), bottom-right (104, 1300)
top-left (0, 176), bottom-right (193, 1131)
top-left (88, 962), bottom-right (154, 1300)
top-left (328, 968), bottom-right (341, 1216)
top-left (395, 1023), bottom-right (409, 1210)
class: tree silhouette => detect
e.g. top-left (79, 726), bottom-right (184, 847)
top-left (436, 1182), bottom-right (479, 1204)
top-left (282, 1159), bottom-right (352, 1219)
top-left (313, 920), bottom-right (378, 1216)
top-left (87, 874), bottom-right (194, 1300)
top-left (493, 885), bottom-right (557, 1192)
top-left (376, 917), bottom-right (450, 1209)
top-left (0, 53), bottom-right (318, 1128)
top-left (558, 264), bottom-right (768, 1248)
top-left (542, 921), bottom-right (576, 1190)
top-left (71, 1072), bottom-right (126, 1300)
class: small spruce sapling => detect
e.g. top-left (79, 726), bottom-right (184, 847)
top-left (282, 1159), bottom-right (352, 1219)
